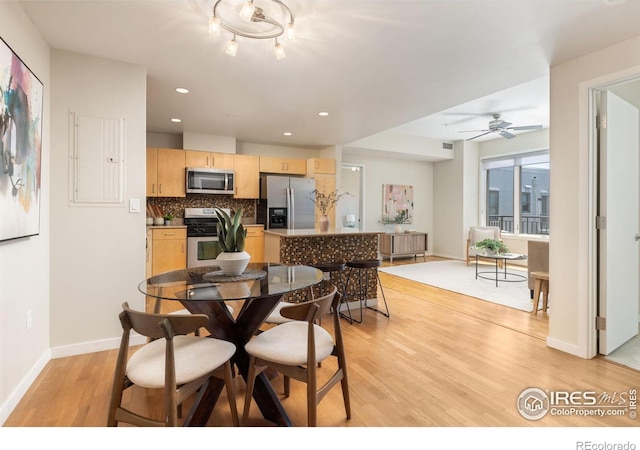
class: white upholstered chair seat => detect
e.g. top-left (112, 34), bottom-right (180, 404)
top-left (264, 302), bottom-right (296, 325)
top-left (127, 335), bottom-right (236, 388)
top-left (245, 322), bottom-right (335, 366)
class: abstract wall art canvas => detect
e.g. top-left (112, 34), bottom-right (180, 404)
top-left (382, 184), bottom-right (413, 224)
top-left (0, 37), bottom-right (43, 242)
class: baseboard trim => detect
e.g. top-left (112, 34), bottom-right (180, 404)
top-left (546, 336), bottom-right (589, 359)
top-left (51, 334), bottom-right (147, 359)
top-left (0, 349), bottom-right (50, 426)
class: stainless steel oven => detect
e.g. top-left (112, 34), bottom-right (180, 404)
top-left (184, 207), bottom-right (230, 268)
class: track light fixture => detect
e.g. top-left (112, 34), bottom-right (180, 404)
top-left (208, 0), bottom-right (295, 59)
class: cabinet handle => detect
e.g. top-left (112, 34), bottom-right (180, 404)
top-left (280, 162), bottom-right (284, 171)
top-left (182, 243), bottom-right (185, 253)
top-left (164, 233), bottom-right (175, 237)
top-left (206, 156), bottom-right (210, 166)
top-left (211, 156), bottom-right (214, 166)
top-left (159, 184), bottom-right (162, 194)
top-left (285, 162), bottom-right (289, 170)
top-left (315, 161), bottom-right (319, 169)
top-left (152, 184), bottom-right (156, 194)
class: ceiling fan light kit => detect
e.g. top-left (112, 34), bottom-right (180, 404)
top-left (209, 0), bottom-right (295, 59)
top-left (460, 113), bottom-right (543, 141)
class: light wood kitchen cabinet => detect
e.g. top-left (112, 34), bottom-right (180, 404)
top-left (185, 150), bottom-right (234, 170)
top-left (307, 158), bottom-right (336, 175)
top-left (313, 174), bottom-right (336, 227)
top-left (379, 232), bottom-right (428, 263)
top-left (151, 228), bottom-right (187, 276)
top-left (233, 154), bottom-right (260, 198)
top-left (259, 156), bottom-right (306, 175)
top-left (244, 225), bottom-right (264, 262)
top-left (147, 148), bottom-right (186, 197)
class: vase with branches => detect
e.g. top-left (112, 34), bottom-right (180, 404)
top-left (309, 188), bottom-right (351, 231)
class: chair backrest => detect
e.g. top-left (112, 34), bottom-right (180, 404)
top-left (527, 240), bottom-right (549, 290)
top-left (468, 226), bottom-right (501, 245)
top-left (120, 302), bottom-right (207, 340)
top-left (280, 285), bottom-right (338, 323)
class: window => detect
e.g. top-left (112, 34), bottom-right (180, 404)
top-left (483, 151), bottom-right (550, 236)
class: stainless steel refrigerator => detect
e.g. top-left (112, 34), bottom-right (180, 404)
top-left (257, 175), bottom-right (316, 229)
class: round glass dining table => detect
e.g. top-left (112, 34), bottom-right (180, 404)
top-left (138, 263), bottom-right (323, 427)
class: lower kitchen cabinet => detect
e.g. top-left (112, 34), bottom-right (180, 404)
top-left (151, 227), bottom-right (187, 276)
top-left (244, 225), bottom-right (264, 263)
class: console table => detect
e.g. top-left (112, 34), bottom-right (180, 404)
top-left (380, 232), bottom-right (428, 263)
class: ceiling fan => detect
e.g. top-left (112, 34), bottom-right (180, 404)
top-left (459, 113), bottom-right (543, 141)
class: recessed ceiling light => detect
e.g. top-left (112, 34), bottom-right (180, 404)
top-left (318, 112), bottom-right (329, 117)
top-left (170, 118), bottom-right (182, 123)
top-left (175, 87), bottom-right (189, 94)
top-left (283, 132), bottom-right (292, 136)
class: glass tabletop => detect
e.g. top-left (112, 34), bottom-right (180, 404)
top-left (138, 263), bottom-right (324, 302)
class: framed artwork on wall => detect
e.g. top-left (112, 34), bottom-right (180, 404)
top-left (0, 36), bottom-right (44, 242)
top-left (382, 184), bottom-right (413, 224)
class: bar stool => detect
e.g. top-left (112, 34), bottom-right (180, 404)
top-left (531, 271), bottom-right (549, 314)
top-left (345, 259), bottom-right (389, 323)
top-left (311, 262), bottom-right (352, 324)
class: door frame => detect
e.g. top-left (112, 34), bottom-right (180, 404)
top-left (340, 163), bottom-right (365, 230)
top-left (587, 69), bottom-right (640, 357)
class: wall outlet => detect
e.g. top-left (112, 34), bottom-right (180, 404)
top-left (26, 310), bottom-right (32, 330)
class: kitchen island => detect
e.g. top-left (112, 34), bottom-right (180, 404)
top-left (264, 228), bottom-right (382, 305)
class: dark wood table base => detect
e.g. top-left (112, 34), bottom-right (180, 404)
top-left (181, 294), bottom-right (292, 426)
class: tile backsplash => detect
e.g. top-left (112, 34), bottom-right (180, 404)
top-left (147, 195), bottom-right (257, 222)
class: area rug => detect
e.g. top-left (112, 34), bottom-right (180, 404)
top-left (379, 260), bottom-right (534, 312)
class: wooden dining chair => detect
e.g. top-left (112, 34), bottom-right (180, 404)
top-left (107, 302), bottom-right (239, 427)
top-left (242, 286), bottom-right (351, 427)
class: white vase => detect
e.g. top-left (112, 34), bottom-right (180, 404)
top-left (216, 251), bottom-right (250, 276)
top-left (395, 224), bottom-right (403, 233)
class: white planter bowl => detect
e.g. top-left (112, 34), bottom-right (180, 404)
top-left (216, 251), bottom-right (250, 276)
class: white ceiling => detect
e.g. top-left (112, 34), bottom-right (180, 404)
top-left (18, 0), bottom-right (640, 147)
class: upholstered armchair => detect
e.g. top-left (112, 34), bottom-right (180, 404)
top-left (527, 240), bottom-right (549, 298)
top-left (466, 226), bottom-right (502, 266)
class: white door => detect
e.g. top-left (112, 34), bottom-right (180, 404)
top-left (598, 90), bottom-right (640, 355)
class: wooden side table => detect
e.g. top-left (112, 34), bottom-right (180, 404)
top-left (379, 232), bottom-right (428, 263)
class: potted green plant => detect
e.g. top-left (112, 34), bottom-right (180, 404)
top-left (474, 238), bottom-right (509, 255)
top-left (214, 207), bottom-right (249, 276)
top-left (393, 209), bottom-right (409, 233)
top-left (163, 213), bottom-right (174, 225)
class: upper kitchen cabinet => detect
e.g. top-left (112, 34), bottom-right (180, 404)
top-left (307, 158), bottom-right (336, 175)
top-left (146, 147), bottom-right (186, 197)
top-left (259, 156), bottom-right (306, 175)
top-left (185, 150), bottom-right (234, 170)
top-left (234, 154), bottom-right (260, 199)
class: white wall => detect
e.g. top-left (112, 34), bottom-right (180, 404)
top-left (49, 50), bottom-right (147, 353)
top-left (548, 36), bottom-right (640, 358)
top-left (433, 142), bottom-right (467, 259)
top-left (342, 153), bottom-right (433, 240)
top-left (0, 2), bottom-right (51, 425)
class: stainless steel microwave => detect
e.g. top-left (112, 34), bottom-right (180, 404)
top-left (186, 167), bottom-right (235, 194)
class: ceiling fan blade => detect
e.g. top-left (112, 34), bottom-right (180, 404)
top-left (506, 125), bottom-right (543, 131)
top-left (459, 129), bottom-right (489, 133)
top-left (466, 131), bottom-right (492, 141)
top-left (499, 130), bottom-right (516, 139)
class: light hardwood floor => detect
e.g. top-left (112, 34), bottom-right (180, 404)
top-left (4, 257), bottom-right (638, 427)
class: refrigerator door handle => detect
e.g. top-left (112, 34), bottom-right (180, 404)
top-left (286, 187), bottom-right (292, 229)
top-left (290, 187), bottom-right (295, 229)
